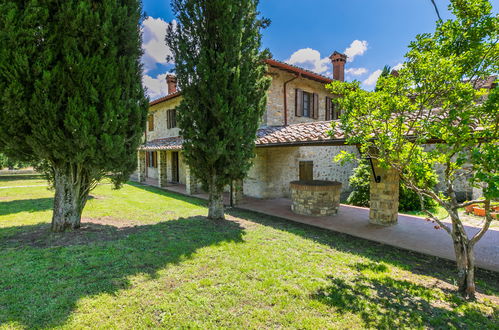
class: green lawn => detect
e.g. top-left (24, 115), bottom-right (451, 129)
top-left (0, 175), bottom-right (497, 329)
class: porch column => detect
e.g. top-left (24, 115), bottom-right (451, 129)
top-left (369, 160), bottom-right (399, 225)
top-left (137, 151), bottom-right (146, 182)
top-left (158, 150), bottom-right (168, 187)
top-left (185, 165), bottom-right (198, 195)
top-left (231, 179), bottom-right (244, 206)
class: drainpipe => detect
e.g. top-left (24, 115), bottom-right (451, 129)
top-left (144, 122), bottom-right (148, 178)
top-left (283, 73), bottom-right (299, 126)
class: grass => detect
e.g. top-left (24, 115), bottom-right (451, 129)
top-left (0, 174), bottom-right (498, 329)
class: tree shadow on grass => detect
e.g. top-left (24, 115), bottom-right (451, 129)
top-left (0, 217), bottom-right (245, 328)
top-left (225, 208), bottom-right (499, 296)
top-left (0, 198), bottom-right (53, 216)
top-left (311, 261), bottom-right (498, 328)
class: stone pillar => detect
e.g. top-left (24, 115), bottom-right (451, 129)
top-left (369, 160), bottom-right (399, 225)
top-left (137, 151), bottom-right (146, 182)
top-left (158, 150), bottom-right (168, 187)
top-left (185, 165), bottom-right (198, 195)
top-left (230, 179), bottom-right (244, 206)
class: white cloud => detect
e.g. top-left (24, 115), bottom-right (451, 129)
top-left (392, 62), bottom-right (404, 71)
top-left (345, 67), bottom-right (368, 76)
top-left (363, 69), bottom-right (382, 86)
top-left (141, 17), bottom-right (175, 73)
top-left (344, 40), bottom-right (368, 62)
top-left (286, 48), bottom-right (330, 74)
top-left (142, 73), bottom-right (167, 100)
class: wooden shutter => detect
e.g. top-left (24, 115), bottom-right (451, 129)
top-left (152, 152), bottom-right (157, 168)
top-left (148, 115), bottom-right (154, 131)
top-left (146, 152), bottom-right (150, 167)
top-left (299, 161), bottom-right (313, 181)
top-left (325, 97), bottom-right (331, 120)
top-left (313, 93), bottom-right (319, 119)
top-left (295, 89), bottom-right (303, 117)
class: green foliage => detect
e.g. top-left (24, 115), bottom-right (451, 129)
top-left (0, 153), bottom-right (33, 170)
top-left (1, 175), bottom-right (497, 328)
top-left (328, 0), bottom-right (498, 204)
top-left (328, 0), bottom-right (498, 296)
top-left (346, 161), bottom-right (437, 212)
top-left (166, 0), bottom-right (272, 193)
top-left (0, 0), bottom-right (148, 187)
top-left (346, 161), bottom-right (371, 207)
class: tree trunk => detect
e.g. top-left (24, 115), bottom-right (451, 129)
top-left (207, 176), bottom-right (225, 220)
top-left (452, 226), bottom-right (476, 300)
top-left (51, 167), bottom-right (89, 232)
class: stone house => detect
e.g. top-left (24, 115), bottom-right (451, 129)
top-left (135, 51), bottom-right (360, 200)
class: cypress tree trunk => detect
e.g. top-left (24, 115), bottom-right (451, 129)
top-left (451, 216), bottom-right (476, 299)
top-left (207, 175), bottom-right (225, 220)
top-left (51, 167), bottom-right (89, 232)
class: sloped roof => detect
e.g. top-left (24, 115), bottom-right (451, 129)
top-left (139, 121), bottom-right (344, 151)
top-left (147, 59), bottom-right (334, 107)
top-left (264, 59), bottom-right (334, 84)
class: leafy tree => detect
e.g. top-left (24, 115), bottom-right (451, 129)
top-left (327, 0), bottom-right (498, 299)
top-left (0, 0), bottom-right (148, 232)
top-left (166, 0), bottom-right (271, 220)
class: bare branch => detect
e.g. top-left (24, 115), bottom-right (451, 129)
top-left (470, 200), bottom-right (495, 246)
top-left (456, 199), bottom-right (487, 209)
top-left (430, 0), bottom-right (443, 21)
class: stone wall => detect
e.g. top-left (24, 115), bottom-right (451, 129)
top-left (264, 67), bottom-right (334, 127)
top-left (290, 181), bottom-right (341, 216)
top-left (147, 97), bottom-right (182, 141)
top-left (369, 161), bottom-right (400, 225)
top-left (424, 144), bottom-right (473, 201)
top-left (243, 145), bottom-right (359, 199)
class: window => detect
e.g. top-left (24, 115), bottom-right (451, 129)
top-left (148, 114), bottom-right (154, 131)
top-left (299, 161), bottom-right (313, 181)
top-left (166, 109), bottom-right (177, 129)
top-left (325, 97), bottom-right (341, 120)
top-left (303, 92), bottom-right (311, 117)
top-left (295, 89), bottom-right (318, 119)
top-left (147, 151), bottom-right (157, 168)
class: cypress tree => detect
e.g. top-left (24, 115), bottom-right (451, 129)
top-left (0, 0), bottom-right (148, 232)
top-left (167, 0), bottom-right (271, 220)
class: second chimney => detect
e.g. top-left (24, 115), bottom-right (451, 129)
top-left (329, 51), bottom-right (347, 82)
top-left (166, 74), bottom-right (177, 94)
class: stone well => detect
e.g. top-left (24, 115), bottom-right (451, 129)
top-left (290, 180), bottom-right (342, 216)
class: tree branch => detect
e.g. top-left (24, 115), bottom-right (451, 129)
top-left (470, 200), bottom-right (494, 246)
top-left (430, 0), bottom-right (443, 21)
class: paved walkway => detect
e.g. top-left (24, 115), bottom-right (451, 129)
top-left (134, 181), bottom-right (499, 272)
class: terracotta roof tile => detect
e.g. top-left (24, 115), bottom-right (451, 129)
top-left (139, 121), bottom-right (345, 151)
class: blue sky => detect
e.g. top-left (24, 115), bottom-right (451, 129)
top-left (141, 0), bottom-right (499, 99)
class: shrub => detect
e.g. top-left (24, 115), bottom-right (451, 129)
top-left (346, 161), bottom-right (436, 212)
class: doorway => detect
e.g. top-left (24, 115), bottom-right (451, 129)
top-left (171, 152), bottom-right (179, 183)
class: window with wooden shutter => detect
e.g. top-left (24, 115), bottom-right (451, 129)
top-left (148, 114), bottom-right (154, 131)
top-left (325, 97), bottom-right (332, 120)
top-left (166, 109), bottom-right (177, 129)
top-left (312, 93), bottom-right (319, 119)
top-left (299, 161), bottom-right (313, 181)
top-left (332, 102), bottom-right (341, 120)
top-left (146, 151), bottom-right (150, 167)
top-left (295, 89), bottom-right (303, 117)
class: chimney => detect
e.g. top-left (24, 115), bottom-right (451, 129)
top-left (166, 74), bottom-right (177, 94)
top-left (329, 51), bottom-right (347, 82)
